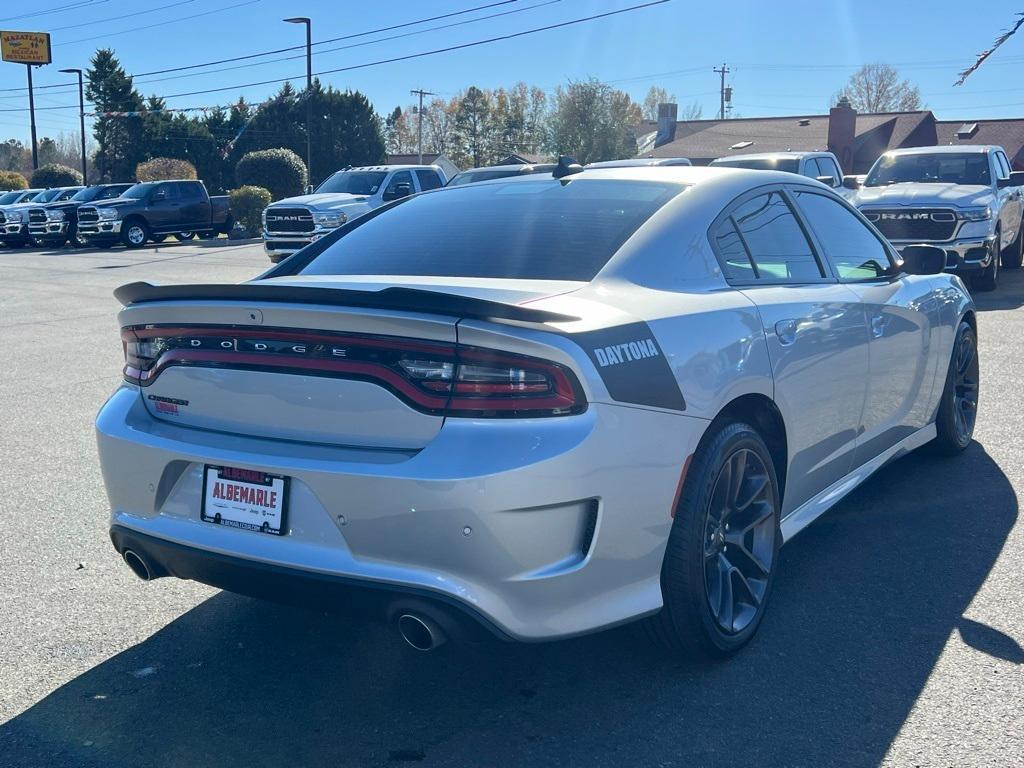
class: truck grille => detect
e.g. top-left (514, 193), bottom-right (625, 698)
top-left (77, 207), bottom-right (99, 225)
top-left (28, 208), bottom-right (47, 225)
top-left (862, 208), bottom-right (958, 241)
top-left (265, 207), bottom-right (314, 233)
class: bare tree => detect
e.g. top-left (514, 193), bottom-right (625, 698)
top-left (834, 64), bottom-right (922, 113)
top-left (642, 86), bottom-right (676, 121)
top-left (680, 101), bottom-right (703, 120)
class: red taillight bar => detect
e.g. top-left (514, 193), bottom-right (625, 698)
top-left (121, 325), bottom-right (586, 418)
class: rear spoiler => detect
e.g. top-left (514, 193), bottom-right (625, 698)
top-left (113, 281), bottom-right (579, 324)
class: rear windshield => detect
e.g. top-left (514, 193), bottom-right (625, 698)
top-left (864, 152), bottom-right (991, 186)
top-left (712, 157), bottom-right (800, 173)
top-left (298, 179), bottom-right (684, 281)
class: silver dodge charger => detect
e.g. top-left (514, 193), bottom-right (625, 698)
top-left (97, 165), bottom-right (977, 657)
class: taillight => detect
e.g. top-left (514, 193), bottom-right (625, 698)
top-left (121, 326), bottom-right (585, 418)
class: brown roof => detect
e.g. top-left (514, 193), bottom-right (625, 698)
top-left (935, 118), bottom-right (1024, 167)
top-left (649, 114), bottom-right (832, 160)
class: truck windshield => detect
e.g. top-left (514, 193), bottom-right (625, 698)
top-left (316, 171), bottom-right (388, 195)
top-left (712, 157), bottom-right (800, 173)
top-left (121, 183), bottom-right (157, 199)
top-left (298, 178), bottom-right (685, 282)
top-left (865, 153), bottom-right (991, 186)
top-left (447, 169), bottom-right (522, 186)
top-left (33, 189), bottom-right (65, 203)
top-left (0, 191), bottom-right (23, 204)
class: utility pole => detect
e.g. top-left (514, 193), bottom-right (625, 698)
top-left (410, 88), bottom-right (435, 164)
top-left (59, 68), bottom-right (87, 184)
top-left (26, 64), bottom-right (38, 169)
top-left (714, 63), bottom-right (730, 120)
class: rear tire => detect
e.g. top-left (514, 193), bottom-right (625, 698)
top-left (646, 421), bottom-right (781, 659)
top-left (1002, 225), bottom-right (1023, 269)
top-left (121, 220), bottom-right (150, 249)
top-left (150, 234), bottom-right (168, 243)
top-left (929, 321), bottom-right (979, 455)
top-left (175, 231), bottom-right (196, 241)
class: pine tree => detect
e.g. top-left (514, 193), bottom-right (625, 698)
top-left (85, 49), bottom-right (146, 181)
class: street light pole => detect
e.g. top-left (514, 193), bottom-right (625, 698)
top-left (285, 17), bottom-right (313, 186)
top-left (59, 68), bottom-right (87, 185)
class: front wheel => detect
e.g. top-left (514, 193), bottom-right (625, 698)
top-left (646, 421), bottom-right (781, 659)
top-left (973, 237), bottom-right (999, 291)
top-left (929, 321), bottom-right (979, 455)
top-left (69, 226), bottom-right (87, 248)
top-left (121, 220), bottom-right (150, 249)
top-left (175, 231), bottom-right (196, 241)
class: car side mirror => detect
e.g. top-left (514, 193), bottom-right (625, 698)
top-left (151, 191), bottom-right (166, 202)
top-left (382, 182), bottom-right (411, 202)
top-left (901, 244), bottom-right (947, 276)
top-left (842, 175), bottom-right (861, 190)
top-left (304, 185), bottom-right (314, 195)
top-left (815, 175), bottom-right (840, 188)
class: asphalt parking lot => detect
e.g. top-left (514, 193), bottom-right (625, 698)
top-left (0, 239), bottom-right (1022, 768)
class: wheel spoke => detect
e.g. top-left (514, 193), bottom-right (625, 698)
top-left (727, 451), bottom-right (747, 510)
top-left (724, 531), bottom-right (771, 577)
top-left (716, 554), bottom-right (734, 631)
top-left (735, 472), bottom-right (768, 512)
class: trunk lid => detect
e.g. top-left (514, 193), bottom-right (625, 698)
top-left (119, 279), bottom-right (583, 450)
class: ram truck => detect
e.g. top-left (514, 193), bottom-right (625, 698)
top-left (854, 145), bottom-right (1024, 291)
top-left (77, 180), bottom-right (232, 249)
top-left (0, 187), bottom-right (82, 247)
top-left (710, 151), bottom-right (854, 200)
top-left (262, 165), bottom-right (448, 262)
top-left (28, 183), bottom-right (133, 247)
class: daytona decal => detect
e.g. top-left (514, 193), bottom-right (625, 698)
top-left (571, 323), bottom-right (685, 411)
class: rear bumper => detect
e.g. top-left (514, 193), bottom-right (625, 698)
top-left (895, 235), bottom-right (996, 274)
top-left (96, 385), bottom-right (705, 641)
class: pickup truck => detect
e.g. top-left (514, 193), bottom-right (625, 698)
top-left (0, 186), bottom-right (83, 247)
top-left (77, 179), bottom-right (232, 249)
top-left (710, 151), bottom-right (855, 200)
top-left (28, 183), bottom-right (133, 247)
top-left (853, 145), bottom-right (1024, 291)
top-left (262, 164), bottom-right (447, 262)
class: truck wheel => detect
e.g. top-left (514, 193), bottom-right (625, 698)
top-left (197, 230), bottom-right (217, 240)
top-left (175, 232), bottom-right (196, 241)
top-left (69, 226), bottom-right (87, 248)
top-left (122, 220), bottom-right (150, 249)
top-left (973, 236), bottom-right (999, 291)
top-left (1001, 226), bottom-right (1023, 269)
top-left (150, 234), bottom-right (168, 243)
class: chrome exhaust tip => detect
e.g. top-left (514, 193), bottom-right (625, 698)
top-left (397, 613), bottom-right (447, 651)
top-left (122, 549), bottom-right (153, 581)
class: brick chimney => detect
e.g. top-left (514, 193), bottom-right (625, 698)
top-left (828, 95), bottom-right (856, 172)
top-left (655, 102), bottom-right (678, 147)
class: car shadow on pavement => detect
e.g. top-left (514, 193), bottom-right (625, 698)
top-left (973, 266), bottom-right (1024, 311)
top-left (0, 443), bottom-right (1016, 768)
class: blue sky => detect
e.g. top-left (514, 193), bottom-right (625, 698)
top-left (2, 0), bottom-right (1024, 143)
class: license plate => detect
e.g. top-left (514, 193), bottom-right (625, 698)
top-left (201, 465), bottom-right (289, 535)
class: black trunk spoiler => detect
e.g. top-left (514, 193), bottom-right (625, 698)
top-left (113, 281), bottom-right (579, 324)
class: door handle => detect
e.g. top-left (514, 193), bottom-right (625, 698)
top-left (775, 319), bottom-right (800, 346)
top-left (871, 315), bottom-right (889, 339)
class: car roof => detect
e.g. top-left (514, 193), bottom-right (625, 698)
top-left (341, 165), bottom-right (441, 172)
top-left (884, 145), bottom-right (995, 156)
top-left (454, 164), bottom-right (555, 173)
top-left (587, 157), bottom-right (692, 168)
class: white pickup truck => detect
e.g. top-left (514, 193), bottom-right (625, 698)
top-left (854, 145), bottom-right (1024, 291)
top-left (262, 164), bottom-right (448, 262)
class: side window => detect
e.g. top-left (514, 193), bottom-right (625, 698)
top-left (57, 189), bottom-right (77, 201)
top-left (996, 152), bottom-right (1012, 180)
top-left (729, 191), bottom-right (824, 281)
top-left (794, 191), bottom-right (893, 280)
top-left (175, 182), bottom-right (203, 199)
top-left (414, 170), bottom-right (443, 191)
top-left (100, 186), bottom-right (124, 200)
top-left (713, 218), bottom-right (756, 281)
top-left (154, 183), bottom-right (178, 201)
top-left (383, 171), bottom-right (414, 200)
top-left (815, 157), bottom-right (841, 186)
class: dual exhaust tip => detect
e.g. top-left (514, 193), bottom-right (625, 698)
top-left (121, 550), bottom-right (460, 652)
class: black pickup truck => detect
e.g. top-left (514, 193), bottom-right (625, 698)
top-left (77, 179), bottom-right (232, 248)
top-left (28, 183), bottom-right (133, 247)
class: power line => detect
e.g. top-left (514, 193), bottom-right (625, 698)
top-left (0, 0), bottom-right (528, 96)
top-left (0, 0), bottom-right (669, 113)
top-left (0, 0), bottom-right (110, 23)
top-left (49, 0), bottom-right (200, 32)
top-left (60, 0), bottom-right (266, 47)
